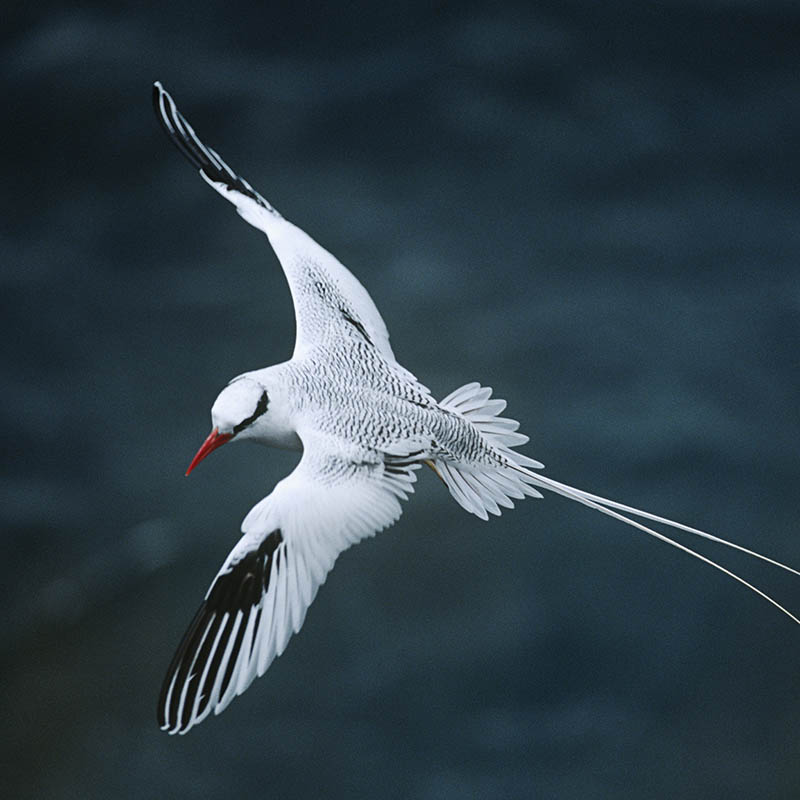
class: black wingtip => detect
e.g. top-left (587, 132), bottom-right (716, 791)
top-left (152, 82), bottom-right (164, 112)
top-left (152, 82), bottom-right (209, 172)
top-left (151, 81), bottom-right (277, 216)
top-left (151, 81), bottom-right (167, 132)
top-left (152, 81), bottom-right (167, 110)
top-left (157, 529), bottom-right (284, 735)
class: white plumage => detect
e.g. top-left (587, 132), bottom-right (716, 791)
top-left (153, 82), bottom-right (799, 735)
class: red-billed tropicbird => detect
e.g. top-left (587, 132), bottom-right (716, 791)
top-left (152, 82), bottom-right (798, 735)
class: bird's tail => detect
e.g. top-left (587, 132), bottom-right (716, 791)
top-left (434, 382), bottom-right (800, 626)
top-left (432, 382), bottom-right (545, 520)
top-left (512, 467), bottom-right (800, 626)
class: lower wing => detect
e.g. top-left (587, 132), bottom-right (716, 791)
top-left (157, 434), bottom-right (419, 734)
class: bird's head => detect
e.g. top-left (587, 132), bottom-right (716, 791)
top-left (185, 377), bottom-right (270, 475)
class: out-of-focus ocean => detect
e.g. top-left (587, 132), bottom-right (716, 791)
top-left (3, 2), bottom-right (799, 797)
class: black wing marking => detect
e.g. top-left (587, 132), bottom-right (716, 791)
top-left (340, 308), bottom-right (373, 346)
top-left (158, 529), bottom-right (283, 735)
top-left (152, 81), bottom-right (280, 216)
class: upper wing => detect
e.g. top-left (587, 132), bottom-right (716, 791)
top-left (157, 432), bottom-right (419, 735)
top-left (153, 82), bottom-right (398, 361)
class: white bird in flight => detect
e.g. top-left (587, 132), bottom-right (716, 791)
top-left (152, 82), bottom-right (798, 735)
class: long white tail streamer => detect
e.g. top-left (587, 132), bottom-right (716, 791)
top-left (538, 475), bottom-right (800, 578)
top-left (515, 467), bottom-right (800, 626)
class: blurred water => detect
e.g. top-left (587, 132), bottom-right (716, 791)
top-left (3, 2), bottom-right (800, 798)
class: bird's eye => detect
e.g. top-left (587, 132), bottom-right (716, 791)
top-left (233, 390), bottom-right (269, 435)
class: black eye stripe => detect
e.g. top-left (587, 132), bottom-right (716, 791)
top-left (233, 390), bottom-right (269, 435)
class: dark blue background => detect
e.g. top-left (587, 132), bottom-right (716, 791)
top-left (3, 2), bottom-right (799, 797)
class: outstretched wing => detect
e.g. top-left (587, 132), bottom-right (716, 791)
top-left (157, 432), bottom-right (419, 734)
top-left (153, 82), bottom-right (398, 362)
